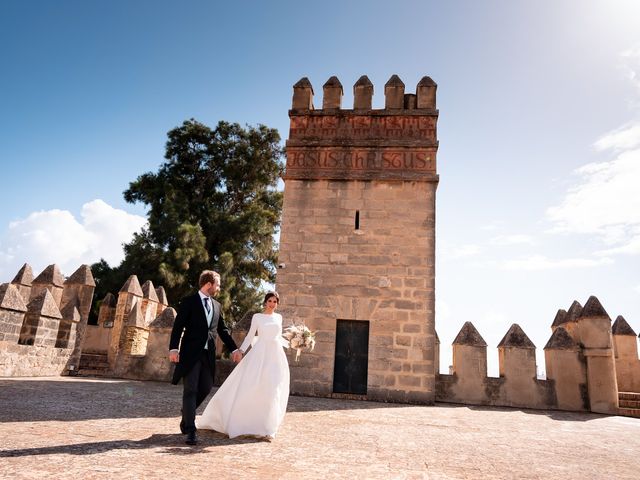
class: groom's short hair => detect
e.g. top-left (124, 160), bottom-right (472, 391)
top-left (199, 270), bottom-right (220, 288)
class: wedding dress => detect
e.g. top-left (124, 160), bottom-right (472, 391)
top-left (198, 312), bottom-right (290, 438)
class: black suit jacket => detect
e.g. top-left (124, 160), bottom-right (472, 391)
top-left (169, 292), bottom-right (238, 385)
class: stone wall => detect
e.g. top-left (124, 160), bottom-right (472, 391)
top-left (277, 74), bottom-right (438, 404)
top-left (0, 264), bottom-right (94, 377)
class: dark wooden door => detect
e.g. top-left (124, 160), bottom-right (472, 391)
top-left (333, 319), bottom-right (370, 395)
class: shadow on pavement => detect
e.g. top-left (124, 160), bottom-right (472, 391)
top-left (0, 432), bottom-right (263, 458)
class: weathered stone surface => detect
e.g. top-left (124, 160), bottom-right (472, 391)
top-left (155, 287), bottom-right (168, 306)
top-left (322, 76), bottom-right (343, 109)
top-left (551, 308), bottom-right (568, 327)
top-left (612, 315), bottom-right (636, 336)
top-left (497, 323), bottom-right (535, 349)
top-left (127, 301), bottom-right (145, 327)
top-left (353, 75), bottom-right (373, 109)
top-left (149, 307), bottom-right (176, 328)
top-left (60, 299), bottom-right (81, 322)
top-left (292, 77), bottom-right (314, 110)
top-left (544, 327), bottom-right (578, 350)
top-left (142, 280), bottom-right (159, 302)
top-left (26, 290), bottom-right (62, 319)
top-left (566, 300), bottom-right (582, 322)
top-left (64, 264), bottom-right (96, 286)
top-left (452, 322), bottom-right (487, 347)
top-left (0, 283), bottom-right (28, 312)
top-left (384, 74), bottom-right (405, 109)
top-left (119, 275), bottom-right (143, 296)
top-left (579, 295), bottom-right (610, 320)
top-left (32, 264), bottom-right (64, 287)
top-left (101, 292), bottom-right (117, 308)
top-left (11, 263), bottom-right (33, 286)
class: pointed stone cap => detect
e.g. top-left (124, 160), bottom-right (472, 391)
top-left (11, 263), bottom-right (33, 286)
top-left (60, 298), bottom-right (81, 323)
top-left (27, 290), bottom-right (62, 319)
top-left (142, 280), bottom-right (159, 302)
top-left (127, 301), bottom-right (145, 327)
top-left (65, 265), bottom-right (96, 287)
top-left (578, 296), bottom-right (610, 321)
top-left (566, 301), bottom-right (582, 323)
top-left (155, 286), bottom-right (168, 306)
top-left (101, 293), bottom-right (117, 308)
top-left (353, 75), bottom-right (373, 110)
top-left (149, 307), bottom-right (176, 328)
top-left (452, 321), bottom-right (487, 347)
top-left (612, 315), bottom-right (636, 336)
top-left (385, 74), bottom-right (405, 109)
top-left (551, 309), bottom-right (568, 328)
top-left (322, 76), bottom-right (343, 109)
top-left (0, 283), bottom-right (28, 312)
top-left (292, 77), bottom-right (314, 110)
top-left (33, 264), bottom-right (64, 287)
top-left (544, 326), bottom-right (579, 350)
top-left (435, 330), bottom-right (440, 345)
top-left (119, 275), bottom-right (143, 296)
top-left (417, 76), bottom-right (437, 87)
top-left (497, 324), bottom-right (536, 349)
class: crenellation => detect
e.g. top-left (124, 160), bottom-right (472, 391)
top-left (322, 76), bottom-right (343, 109)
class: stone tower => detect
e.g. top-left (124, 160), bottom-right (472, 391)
top-left (277, 74), bottom-right (439, 403)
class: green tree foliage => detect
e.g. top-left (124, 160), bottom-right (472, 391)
top-left (91, 119), bottom-right (284, 326)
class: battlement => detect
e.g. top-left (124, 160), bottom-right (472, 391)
top-left (285, 75), bottom-right (439, 182)
top-left (291, 74), bottom-right (437, 112)
top-left (438, 295), bottom-right (640, 415)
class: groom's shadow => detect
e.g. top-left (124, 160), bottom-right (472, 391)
top-left (0, 431), bottom-right (263, 459)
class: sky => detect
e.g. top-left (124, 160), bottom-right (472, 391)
top-left (1, 0), bottom-right (639, 376)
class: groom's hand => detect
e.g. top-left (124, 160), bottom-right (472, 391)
top-left (169, 350), bottom-right (179, 363)
top-left (231, 350), bottom-right (243, 363)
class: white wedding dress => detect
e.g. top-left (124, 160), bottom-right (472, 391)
top-left (198, 312), bottom-right (290, 438)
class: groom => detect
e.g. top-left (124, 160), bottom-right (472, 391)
top-left (169, 270), bottom-right (242, 445)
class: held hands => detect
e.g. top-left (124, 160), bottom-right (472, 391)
top-left (231, 350), bottom-right (243, 363)
top-left (169, 350), bottom-right (179, 363)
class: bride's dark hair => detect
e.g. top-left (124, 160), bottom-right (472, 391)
top-left (263, 291), bottom-right (280, 305)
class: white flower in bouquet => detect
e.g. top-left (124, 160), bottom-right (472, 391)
top-left (283, 323), bottom-right (316, 361)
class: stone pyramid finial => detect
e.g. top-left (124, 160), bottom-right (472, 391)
top-left (127, 301), bottom-right (145, 327)
top-left (119, 275), bottom-right (143, 296)
top-left (579, 295), bottom-right (610, 321)
top-left (497, 324), bottom-right (536, 349)
top-left (353, 75), bottom-right (374, 110)
top-left (33, 264), bottom-right (64, 287)
top-left (416, 76), bottom-right (437, 109)
top-left (27, 290), bottom-right (62, 319)
top-left (322, 76), bottom-right (343, 109)
top-left (435, 330), bottom-right (440, 344)
top-left (155, 286), bottom-right (168, 306)
top-left (150, 307), bottom-right (176, 328)
top-left (65, 264), bottom-right (96, 286)
top-left (12, 263), bottom-right (33, 286)
top-left (292, 77), bottom-right (314, 110)
top-left (0, 283), bottom-right (28, 312)
top-left (101, 292), bottom-right (117, 308)
top-left (60, 298), bottom-right (81, 323)
top-left (551, 309), bottom-right (568, 327)
top-left (544, 326), bottom-right (578, 350)
top-left (612, 315), bottom-right (636, 336)
top-left (565, 301), bottom-right (582, 323)
top-left (142, 280), bottom-right (159, 302)
top-left (384, 74), bottom-right (405, 109)
top-left (452, 321), bottom-right (487, 347)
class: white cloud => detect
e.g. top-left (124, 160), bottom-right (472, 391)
top-left (594, 123), bottom-right (640, 152)
top-left (502, 255), bottom-right (613, 271)
top-left (441, 244), bottom-right (481, 260)
top-left (0, 199), bottom-right (146, 280)
top-left (489, 234), bottom-right (535, 246)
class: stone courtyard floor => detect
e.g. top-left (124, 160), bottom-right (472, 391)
top-left (1, 377), bottom-right (639, 479)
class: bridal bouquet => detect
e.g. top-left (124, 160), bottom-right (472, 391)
top-left (283, 323), bottom-right (316, 361)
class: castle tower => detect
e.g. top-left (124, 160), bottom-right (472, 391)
top-left (277, 74), bottom-right (439, 403)
top-left (611, 315), bottom-right (640, 393)
top-left (61, 265), bottom-right (96, 366)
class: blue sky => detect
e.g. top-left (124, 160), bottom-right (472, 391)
top-left (1, 0), bottom-right (639, 375)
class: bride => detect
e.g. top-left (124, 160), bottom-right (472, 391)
top-left (198, 291), bottom-right (290, 439)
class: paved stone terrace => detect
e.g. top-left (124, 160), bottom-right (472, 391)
top-left (1, 377), bottom-right (639, 479)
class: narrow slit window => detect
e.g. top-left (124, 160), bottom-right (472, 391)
top-left (355, 210), bottom-right (360, 230)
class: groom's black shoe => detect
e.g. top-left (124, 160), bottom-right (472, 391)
top-left (185, 431), bottom-right (198, 445)
top-left (179, 420), bottom-right (186, 434)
